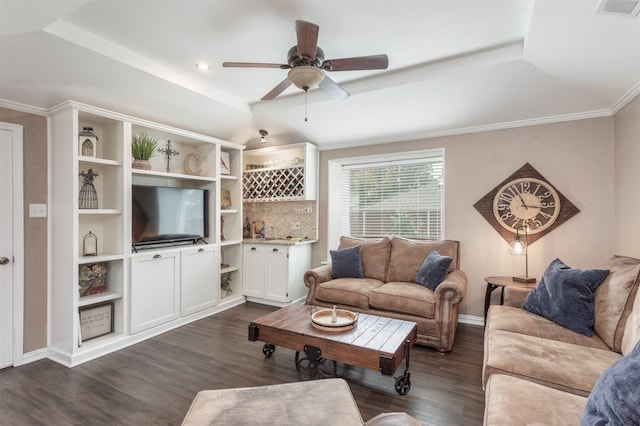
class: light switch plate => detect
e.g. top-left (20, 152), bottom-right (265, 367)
top-left (29, 203), bottom-right (47, 218)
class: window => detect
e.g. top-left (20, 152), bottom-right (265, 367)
top-left (328, 149), bottom-right (444, 247)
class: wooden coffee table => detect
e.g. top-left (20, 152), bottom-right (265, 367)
top-left (248, 304), bottom-right (417, 394)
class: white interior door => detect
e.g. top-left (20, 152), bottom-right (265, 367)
top-left (0, 122), bottom-right (23, 368)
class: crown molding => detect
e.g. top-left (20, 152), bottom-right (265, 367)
top-left (318, 108), bottom-right (614, 151)
top-left (610, 81), bottom-right (640, 114)
top-left (0, 99), bottom-right (48, 117)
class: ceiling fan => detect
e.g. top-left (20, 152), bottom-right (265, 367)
top-left (222, 20), bottom-right (389, 101)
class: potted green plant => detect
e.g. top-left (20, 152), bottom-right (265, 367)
top-left (221, 273), bottom-right (232, 298)
top-left (131, 132), bottom-right (160, 170)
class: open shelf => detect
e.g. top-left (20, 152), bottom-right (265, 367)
top-left (78, 290), bottom-right (123, 307)
top-left (132, 168), bottom-right (216, 183)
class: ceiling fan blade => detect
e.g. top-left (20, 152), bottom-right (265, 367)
top-left (261, 78), bottom-right (293, 100)
top-left (322, 54), bottom-right (389, 71)
top-left (296, 20), bottom-right (319, 61)
top-left (223, 62), bottom-right (290, 69)
top-left (319, 75), bottom-right (349, 101)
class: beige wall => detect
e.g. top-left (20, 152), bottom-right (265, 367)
top-left (614, 96), bottom-right (640, 258)
top-left (315, 116), bottom-right (619, 319)
top-left (0, 107), bottom-right (48, 352)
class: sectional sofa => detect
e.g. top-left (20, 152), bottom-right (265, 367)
top-left (483, 255), bottom-right (640, 424)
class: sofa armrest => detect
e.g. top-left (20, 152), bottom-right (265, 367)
top-left (434, 269), bottom-right (467, 322)
top-left (304, 264), bottom-right (333, 305)
top-left (503, 286), bottom-right (532, 308)
top-left (433, 269), bottom-right (467, 351)
top-left (434, 269), bottom-right (467, 306)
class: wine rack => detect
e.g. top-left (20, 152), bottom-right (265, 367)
top-left (242, 142), bottom-right (317, 202)
top-left (243, 167), bottom-right (305, 201)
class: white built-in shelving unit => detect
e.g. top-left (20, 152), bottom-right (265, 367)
top-left (48, 101), bottom-right (244, 367)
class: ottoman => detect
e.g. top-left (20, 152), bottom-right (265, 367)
top-left (182, 378), bottom-right (363, 425)
top-left (182, 378), bottom-right (420, 425)
top-left (484, 374), bottom-right (587, 425)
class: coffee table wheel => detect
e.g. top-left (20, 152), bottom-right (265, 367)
top-left (262, 344), bottom-right (276, 357)
top-left (295, 351), bottom-right (337, 380)
top-left (394, 371), bottom-right (411, 395)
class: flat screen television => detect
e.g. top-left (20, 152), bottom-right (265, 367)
top-left (132, 185), bottom-right (209, 249)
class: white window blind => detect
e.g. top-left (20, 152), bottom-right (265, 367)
top-left (339, 156), bottom-right (444, 239)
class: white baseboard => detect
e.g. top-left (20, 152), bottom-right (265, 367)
top-left (20, 348), bottom-right (48, 365)
top-left (458, 314), bottom-right (484, 327)
top-left (245, 296), bottom-right (306, 308)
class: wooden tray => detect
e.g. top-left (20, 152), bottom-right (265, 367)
top-left (311, 308), bottom-right (357, 331)
top-left (311, 321), bottom-right (356, 332)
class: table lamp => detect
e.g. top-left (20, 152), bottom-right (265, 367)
top-left (509, 225), bottom-right (536, 283)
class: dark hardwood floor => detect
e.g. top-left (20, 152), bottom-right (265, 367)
top-left (0, 303), bottom-right (485, 425)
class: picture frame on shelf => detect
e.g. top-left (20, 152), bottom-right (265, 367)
top-left (79, 262), bottom-right (108, 297)
top-left (220, 188), bottom-right (232, 209)
top-left (220, 151), bottom-right (230, 175)
top-left (79, 302), bottom-right (114, 343)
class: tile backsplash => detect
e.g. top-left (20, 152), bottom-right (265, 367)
top-left (243, 200), bottom-right (317, 240)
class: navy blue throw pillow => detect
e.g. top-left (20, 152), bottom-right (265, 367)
top-left (522, 258), bottom-right (610, 336)
top-left (415, 250), bottom-right (453, 291)
top-left (581, 340), bottom-right (640, 425)
top-left (330, 245), bottom-right (364, 279)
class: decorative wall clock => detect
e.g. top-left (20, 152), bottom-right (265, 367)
top-left (473, 163), bottom-right (580, 246)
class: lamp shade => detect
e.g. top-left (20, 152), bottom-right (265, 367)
top-left (509, 235), bottom-right (527, 255)
top-left (288, 66), bottom-right (325, 90)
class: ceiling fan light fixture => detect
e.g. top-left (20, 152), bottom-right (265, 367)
top-left (259, 129), bottom-right (268, 144)
top-left (288, 66), bottom-right (324, 90)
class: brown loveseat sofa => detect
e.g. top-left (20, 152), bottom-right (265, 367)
top-left (482, 255), bottom-right (640, 424)
top-left (304, 236), bottom-right (467, 352)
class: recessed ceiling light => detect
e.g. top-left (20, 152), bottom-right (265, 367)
top-left (195, 63), bottom-right (210, 71)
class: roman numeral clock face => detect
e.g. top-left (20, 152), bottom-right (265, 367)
top-left (492, 177), bottom-right (561, 233)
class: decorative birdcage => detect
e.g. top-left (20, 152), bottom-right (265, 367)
top-left (79, 169), bottom-right (99, 209)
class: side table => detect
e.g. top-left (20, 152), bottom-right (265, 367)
top-left (484, 276), bottom-right (537, 320)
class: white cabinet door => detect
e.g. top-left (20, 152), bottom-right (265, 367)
top-left (243, 243), bottom-right (312, 304)
top-left (284, 243), bottom-right (311, 302)
top-left (130, 251), bottom-right (180, 333)
top-left (243, 245), bottom-right (266, 298)
top-left (181, 245), bottom-right (217, 316)
top-left (264, 246), bottom-right (289, 303)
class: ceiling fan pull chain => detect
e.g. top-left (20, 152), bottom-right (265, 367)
top-left (304, 88), bottom-right (309, 122)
